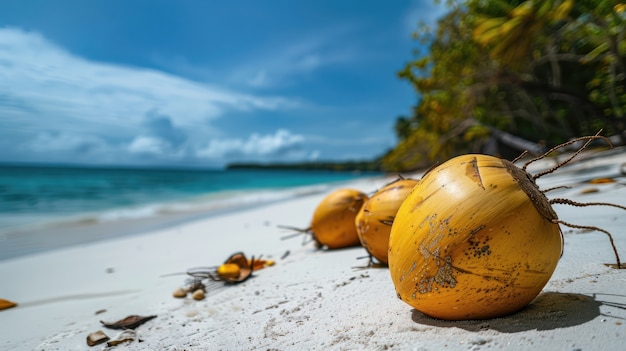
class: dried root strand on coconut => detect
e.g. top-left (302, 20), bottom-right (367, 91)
top-left (355, 177), bottom-right (419, 265)
top-left (388, 133), bottom-right (625, 321)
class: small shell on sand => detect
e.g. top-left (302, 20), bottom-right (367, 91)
top-left (192, 289), bottom-right (206, 300)
top-left (86, 330), bottom-right (110, 346)
top-left (106, 330), bottom-right (136, 347)
top-left (172, 287), bottom-right (188, 298)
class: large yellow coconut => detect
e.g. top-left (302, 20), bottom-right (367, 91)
top-left (388, 154), bottom-right (563, 320)
top-left (355, 178), bottom-right (419, 264)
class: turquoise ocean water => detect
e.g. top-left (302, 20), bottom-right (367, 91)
top-left (0, 164), bottom-right (378, 261)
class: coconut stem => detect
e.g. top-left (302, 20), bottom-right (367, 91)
top-left (529, 133), bottom-right (611, 180)
top-left (511, 150), bottom-right (529, 164)
top-left (277, 224), bottom-right (310, 232)
top-left (550, 198), bottom-right (626, 211)
top-left (277, 225), bottom-right (315, 246)
top-left (280, 231), bottom-right (307, 240)
top-left (550, 198), bottom-right (626, 269)
top-left (541, 185), bottom-right (572, 193)
top-left (555, 220), bottom-right (622, 269)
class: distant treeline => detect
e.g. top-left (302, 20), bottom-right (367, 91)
top-left (226, 160), bottom-right (382, 172)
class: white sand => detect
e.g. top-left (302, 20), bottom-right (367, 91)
top-left (1, 148), bottom-right (626, 350)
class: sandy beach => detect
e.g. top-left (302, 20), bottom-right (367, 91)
top-left (1, 148), bottom-right (626, 351)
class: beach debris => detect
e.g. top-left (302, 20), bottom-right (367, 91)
top-left (187, 252), bottom-right (274, 284)
top-left (86, 330), bottom-right (110, 346)
top-left (101, 314), bottom-right (157, 330)
top-left (106, 330), bottom-right (136, 347)
top-left (0, 298), bottom-right (17, 311)
top-left (280, 188), bottom-right (368, 250)
top-left (355, 177), bottom-right (419, 265)
top-left (173, 252), bottom-right (275, 301)
top-left (580, 187), bottom-right (599, 194)
top-left (388, 132), bottom-right (626, 321)
top-left (588, 177), bottom-right (615, 184)
top-left (172, 278), bottom-right (206, 298)
top-left (252, 258), bottom-right (275, 270)
top-left (94, 309), bottom-right (107, 315)
top-left (281, 250), bottom-right (290, 260)
top-left (217, 263), bottom-right (241, 279)
top-left (172, 287), bottom-right (188, 298)
top-left (191, 289), bottom-right (206, 301)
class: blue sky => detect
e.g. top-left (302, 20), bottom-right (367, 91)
top-left (0, 0), bottom-right (446, 168)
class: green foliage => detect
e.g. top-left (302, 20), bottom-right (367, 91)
top-left (383, 0), bottom-right (626, 172)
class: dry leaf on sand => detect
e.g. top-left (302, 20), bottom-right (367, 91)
top-left (100, 315), bottom-right (156, 330)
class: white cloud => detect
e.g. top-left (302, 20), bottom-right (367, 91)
top-left (0, 28), bottom-right (296, 126)
top-left (197, 129), bottom-right (304, 159)
top-left (128, 136), bottom-right (170, 155)
top-left (0, 27), bottom-right (301, 166)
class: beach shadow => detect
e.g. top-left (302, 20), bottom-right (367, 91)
top-left (410, 292), bottom-right (609, 333)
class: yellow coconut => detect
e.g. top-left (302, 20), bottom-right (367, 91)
top-left (388, 154), bottom-right (563, 320)
top-left (355, 178), bottom-right (419, 264)
top-left (311, 188), bottom-right (369, 249)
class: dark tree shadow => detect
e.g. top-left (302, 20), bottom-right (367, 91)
top-left (410, 292), bottom-right (625, 333)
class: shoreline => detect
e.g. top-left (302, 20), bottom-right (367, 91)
top-left (0, 176), bottom-right (382, 262)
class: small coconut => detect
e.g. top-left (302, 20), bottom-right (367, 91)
top-left (309, 188), bottom-right (369, 249)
